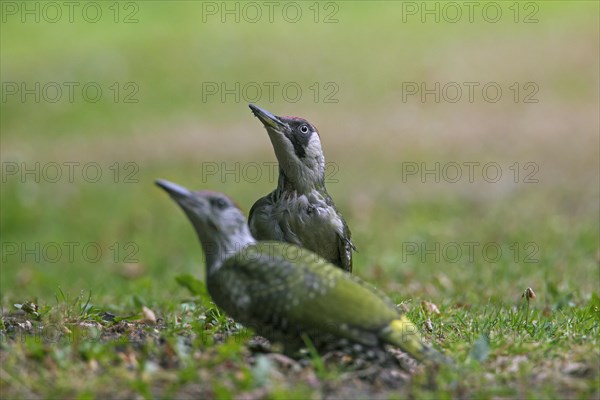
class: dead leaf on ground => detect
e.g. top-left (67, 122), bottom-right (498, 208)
top-left (421, 301), bottom-right (441, 315)
top-left (142, 306), bottom-right (157, 323)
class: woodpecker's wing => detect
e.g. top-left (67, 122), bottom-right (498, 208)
top-left (248, 194), bottom-right (303, 246)
top-left (213, 242), bottom-right (398, 346)
top-left (336, 218), bottom-right (355, 273)
top-left (249, 195), bottom-right (283, 241)
top-left (324, 191), bottom-right (355, 273)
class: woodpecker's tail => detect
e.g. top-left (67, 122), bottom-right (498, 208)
top-left (381, 316), bottom-right (453, 365)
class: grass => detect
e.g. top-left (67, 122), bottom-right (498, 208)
top-left (1, 1), bottom-right (599, 398)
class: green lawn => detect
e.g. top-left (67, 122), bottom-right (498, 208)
top-left (1, 1), bottom-right (598, 398)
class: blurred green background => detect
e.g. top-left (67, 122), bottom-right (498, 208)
top-left (1, 1), bottom-right (598, 310)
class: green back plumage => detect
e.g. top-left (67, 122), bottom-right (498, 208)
top-left (209, 242), bottom-right (399, 346)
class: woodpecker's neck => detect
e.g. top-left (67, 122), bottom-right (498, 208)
top-left (276, 156), bottom-right (326, 195)
top-left (189, 219), bottom-right (256, 275)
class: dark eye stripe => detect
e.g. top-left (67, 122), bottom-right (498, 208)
top-left (286, 124), bottom-right (313, 159)
top-left (290, 135), bottom-right (307, 158)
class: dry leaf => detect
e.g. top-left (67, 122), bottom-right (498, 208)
top-left (421, 300), bottom-right (441, 315)
top-left (142, 306), bottom-right (157, 323)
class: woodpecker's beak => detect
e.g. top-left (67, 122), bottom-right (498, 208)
top-left (155, 179), bottom-right (192, 200)
top-left (156, 179), bottom-right (215, 230)
top-left (249, 104), bottom-right (286, 131)
top-left (155, 179), bottom-right (202, 211)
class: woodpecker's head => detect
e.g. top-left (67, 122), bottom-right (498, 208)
top-left (155, 179), bottom-right (254, 269)
top-left (249, 104), bottom-right (325, 191)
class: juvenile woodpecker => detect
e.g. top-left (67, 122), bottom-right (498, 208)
top-left (248, 104), bottom-right (355, 272)
top-left (156, 179), bottom-right (450, 364)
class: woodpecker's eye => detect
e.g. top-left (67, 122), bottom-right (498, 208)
top-left (299, 125), bottom-right (309, 134)
top-left (211, 198), bottom-right (228, 209)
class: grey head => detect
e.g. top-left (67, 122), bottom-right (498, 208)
top-left (249, 104), bottom-right (325, 192)
top-left (155, 179), bottom-right (255, 272)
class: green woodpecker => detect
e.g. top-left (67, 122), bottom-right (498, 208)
top-left (248, 104), bottom-right (355, 272)
top-left (156, 179), bottom-right (450, 364)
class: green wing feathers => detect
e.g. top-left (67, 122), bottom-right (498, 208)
top-left (219, 242), bottom-right (396, 340)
